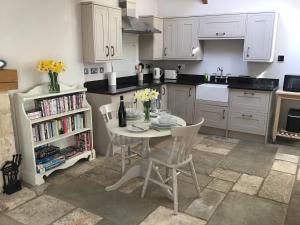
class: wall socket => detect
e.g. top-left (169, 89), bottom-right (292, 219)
top-left (99, 67), bottom-right (104, 73)
top-left (90, 67), bottom-right (98, 74)
top-left (177, 64), bottom-right (186, 71)
top-left (84, 68), bottom-right (89, 75)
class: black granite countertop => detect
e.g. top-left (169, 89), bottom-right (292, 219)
top-left (84, 74), bottom-right (279, 95)
top-left (84, 74), bottom-right (205, 95)
top-left (227, 77), bottom-right (279, 91)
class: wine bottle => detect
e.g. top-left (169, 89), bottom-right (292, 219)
top-left (118, 96), bottom-right (127, 127)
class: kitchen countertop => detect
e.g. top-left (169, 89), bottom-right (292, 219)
top-left (84, 74), bottom-right (279, 95)
top-left (84, 74), bottom-right (205, 95)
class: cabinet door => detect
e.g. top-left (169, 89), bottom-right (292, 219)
top-left (194, 103), bottom-right (228, 129)
top-left (109, 8), bottom-right (122, 60)
top-left (153, 17), bottom-right (164, 59)
top-left (244, 13), bottom-right (277, 62)
top-left (168, 85), bottom-right (195, 124)
top-left (160, 85), bottom-right (168, 111)
top-left (177, 18), bottom-right (202, 59)
top-left (163, 19), bottom-right (177, 59)
top-left (93, 5), bottom-right (110, 62)
top-left (228, 111), bottom-right (267, 135)
top-left (199, 14), bottom-right (246, 39)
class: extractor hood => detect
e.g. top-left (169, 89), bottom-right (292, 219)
top-left (119, 0), bottom-right (161, 34)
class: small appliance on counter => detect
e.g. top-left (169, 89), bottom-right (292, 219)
top-left (283, 75), bottom-right (300, 92)
top-left (286, 109), bottom-right (300, 133)
top-left (164, 70), bottom-right (177, 80)
top-left (153, 68), bottom-right (163, 80)
top-left (107, 72), bottom-right (117, 86)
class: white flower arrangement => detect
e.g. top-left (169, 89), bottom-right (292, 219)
top-left (134, 88), bottom-right (159, 102)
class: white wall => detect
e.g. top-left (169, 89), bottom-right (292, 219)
top-left (155, 0), bottom-right (300, 88)
top-left (0, 0), bottom-right (84, 91)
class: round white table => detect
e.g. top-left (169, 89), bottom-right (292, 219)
top-left (105, 115), bottom-right (186, 191)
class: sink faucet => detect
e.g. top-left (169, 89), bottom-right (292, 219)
top-left (217, 67), bottom-right (224, 77)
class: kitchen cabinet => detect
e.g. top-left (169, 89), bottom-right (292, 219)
top-left (160, 85), bottom-right (168, 111)
top-left (81, 3), bottom-right (122, 63)
top-left (163, 18), bottom-right (203, 60)
top-left (139, 16), bottom-right (164, 60)
top-left (168, 85), bottom-right (195, 124)
top-left (194, 101), bottom-right (228, 129)
top-left (243, 12), bottom-right (278, 62)
top-left (199, 14), bottom-right (246, 39)
top-left (163, 18), bottom-right (178, 59)
top-left (228, 89), bottom-right (273, 142)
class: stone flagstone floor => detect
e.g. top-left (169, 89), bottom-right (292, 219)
top-left (0, 134), bottom-right (300, 225)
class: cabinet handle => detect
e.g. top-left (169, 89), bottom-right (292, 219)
top-left (242, 114), bottom-right (253, 119)
top-left (191, 47), bottom-right (195, 57)
top-left (164, 48), bottom-right (167, 56)
top-left (162, 87), bottom-right (166, 95)
top-left (243, 91), bottom-right (255, 96)
top-left (246, 47), bottom-right (250, 57)
top-left (222, 109), bottom-right (226, 119)
top-left (111, 46), bottom-right (115, 57)
top-left (189, 88), bottom-right (192, 97)
top-left (106, 46), bottom-right (109, 57)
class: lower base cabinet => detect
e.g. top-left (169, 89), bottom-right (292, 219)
top-left (228, 111), bottom-right (267, 135)
top-left (168, 85), bottom-right (195, 124)
top-left (194, 102), bottom-right (228, 129)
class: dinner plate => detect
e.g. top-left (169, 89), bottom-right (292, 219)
top-left (126, 124), bottom-right (150, 133)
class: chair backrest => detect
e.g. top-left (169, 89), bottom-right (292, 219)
top-left (168, 118), bottom-right (205, 165)
top-left (99, 101), bottom-right (137, 122)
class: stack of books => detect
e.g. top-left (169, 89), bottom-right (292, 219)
top-left (32, 113), bottom-right (85, 142)
top-left (27, 110), bottom-right (42, 120)
top-left (76, 131), bottom-right (92, 151)
top-left (34, 93), bottom-right (84, 117)
top-left (35, 145), bottom-right (65, 173)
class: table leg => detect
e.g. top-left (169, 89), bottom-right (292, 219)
top-left (105, 138), bottom-right (151, 191)
top-left (272, 96), bottom-right (282, 142)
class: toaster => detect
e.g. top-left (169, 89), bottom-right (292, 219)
top-left (164, 70), bottom-right (178, 80)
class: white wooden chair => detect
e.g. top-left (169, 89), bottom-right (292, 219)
top-left (141, 118), bottom-right (205, 214)
top-left (99, 102), bottom-right (142, 174)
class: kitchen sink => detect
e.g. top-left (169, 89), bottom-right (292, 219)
top-left (196, 83), bottom-right (229, 103)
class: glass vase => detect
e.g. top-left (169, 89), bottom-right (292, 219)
top-left (143, 101), bottom-right (151, 122)
top-left (48, 72), bottom-right (60, 93)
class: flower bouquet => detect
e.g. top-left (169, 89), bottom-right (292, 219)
top-left (134, 88), bottom-right (159, 121)
top-left (37, 60), bottom-right (65, 93)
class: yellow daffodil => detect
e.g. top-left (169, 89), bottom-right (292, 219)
top-left (37, 60), bottom-right (65, 74)
top-left (134, 89), bottom-right (159, 102)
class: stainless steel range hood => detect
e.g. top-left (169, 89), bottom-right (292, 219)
top-left (119, 0), bottom-right (161, 34)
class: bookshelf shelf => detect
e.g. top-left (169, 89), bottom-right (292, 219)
top-left (40, 150), bottom-right (92, 178)
top-left (15, 83), bottom-right (96, 186)
top-left (30, 108), bottom-right (90, 124)
top-left (34, 128), bottom-right (92, 148)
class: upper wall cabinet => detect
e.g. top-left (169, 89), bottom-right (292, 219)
top-left (139, 16), bottom-right (164, 60)
top-left (244, 12), bottom-right (278, 62)
top-left (164, 17), bottom-right (203, 60)
top-left (199, 14), bottom-right (246, 39)
top-left (81, 3), bottom-right (122, 63)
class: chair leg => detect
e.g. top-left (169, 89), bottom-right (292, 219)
top-left (172, 168), bottom-right (178, 215)
top-left (165, 168), bottom-right (170, 184)
top-left (128, 145), bottom-right (132, 165)
top-left (105, 143), bottom-right (113, 158)
top-left (190, 160), bottom-right (201, 197)
top-left (141, 160), bottom-right (153, 198)
top-left (121, 146), bottom-right (126, 174)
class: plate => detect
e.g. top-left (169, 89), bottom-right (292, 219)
top-left (127, 124), bottom-right (150, 133)
top-left (151, 119), bottom-right (177, 127)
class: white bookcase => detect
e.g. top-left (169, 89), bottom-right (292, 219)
top-left (14, 83), bottom-right (96, 186)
